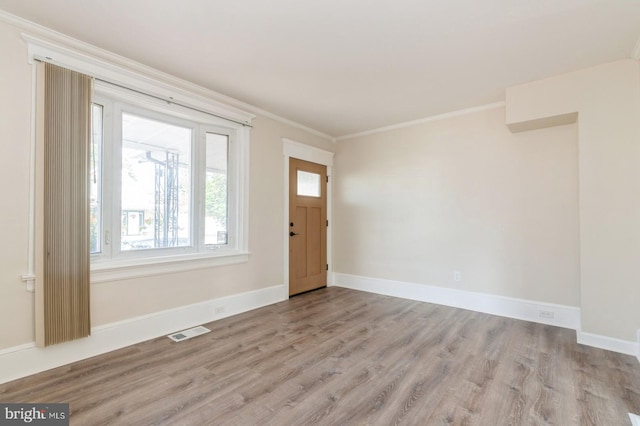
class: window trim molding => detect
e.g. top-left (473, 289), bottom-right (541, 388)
top-left (23, 34), bottom-right (255, 126)
top-left (91, 252), bottom-right (250, 284)
top-left (24, 35), bottom-right (252, 285)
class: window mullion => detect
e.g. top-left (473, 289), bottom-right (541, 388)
top-left (192, 125), bottom-right (203, 253)
top-left (111, 103), bottom-right (123, 259)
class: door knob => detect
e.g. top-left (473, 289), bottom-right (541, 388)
top-left (289, 232), bottom-right (298, 237)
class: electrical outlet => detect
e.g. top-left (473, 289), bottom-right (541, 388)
top-left (539, 310), bottom-right (554, 319)
top-left (453, 271), bottom-right (461, 282)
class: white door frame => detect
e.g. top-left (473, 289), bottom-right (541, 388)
top-left (283, 138), bottom-right (334, 299)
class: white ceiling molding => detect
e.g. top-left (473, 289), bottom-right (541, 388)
top-left (254, 112), bottom-right (335, 142)
top-left (24, 33), bottom-right (255, 125)
top-left (336, 102), bottom-right (506, 141)
top-left (0, 10), bottom-right (334, 141)
top-left (2, 11), bottom-right (246, 119)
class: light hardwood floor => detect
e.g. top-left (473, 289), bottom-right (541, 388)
top-left (1, 287), bottom-right (639, 425)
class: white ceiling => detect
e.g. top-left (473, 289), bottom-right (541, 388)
top-left (1, 0), bottom-right (639, 138)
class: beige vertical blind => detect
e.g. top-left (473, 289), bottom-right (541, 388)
top-left (37, 62), bottom-right (92, 346)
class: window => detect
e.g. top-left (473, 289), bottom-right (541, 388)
top-left (24, 37), bottom-right (253, 284)
top-left (297, 170), bottom-right (322, 197)
top-left (119, 112), bottom-right (192, 251)
top-left (90, 83), bottom-right (250, 272)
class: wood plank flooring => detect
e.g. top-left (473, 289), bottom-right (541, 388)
top-left (1, 287), bottom-right (639, 425)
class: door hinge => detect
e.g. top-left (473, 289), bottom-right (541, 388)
top-left (326, 220), bottom-right (329, 227)
top-left (326, 175), bottom-right (329, 183)
top-left (326, 264), bottom-right (328, 271)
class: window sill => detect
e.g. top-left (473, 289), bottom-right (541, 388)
top-left (90, 251), bottom-right (250, 284)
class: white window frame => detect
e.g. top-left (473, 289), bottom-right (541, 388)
top-left (200, 124), bottom-right (238, 251)
top-left (25, 35), bottom-right (253, 284)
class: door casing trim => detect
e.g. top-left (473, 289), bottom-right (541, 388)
top-left (283, 139), bottom-right (334, 299)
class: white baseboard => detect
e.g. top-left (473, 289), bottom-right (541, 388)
top-left (333, 272), bottom-right (580, 329)
top-left (576, 330), bottom-right (639, 357)
top-left (333, 273), bottom-right (640, 358)
top-left (0, 284), bottom-right (285, 384)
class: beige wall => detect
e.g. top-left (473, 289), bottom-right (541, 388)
top-left (507, 59), bottom-right (640, 341)
top-left (0, 19), bottom-right (333, 349)
top-left (333, 106), bottom-right (581, 307)
top-left (334, 59), bottom-right (640, 343)
top-left (0, 20), bottom-right (35, 349)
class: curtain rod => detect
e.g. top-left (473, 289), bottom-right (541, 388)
top-left (35, 58), bottom-right (253, 128)
top-left (95, 78), bottom-right (253, 128)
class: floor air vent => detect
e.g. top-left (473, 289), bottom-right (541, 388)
top-left (167, 326), bottom-right (211, 342)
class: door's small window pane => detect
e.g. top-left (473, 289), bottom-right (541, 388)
top-left (297, 170), bottom-right (321, 197)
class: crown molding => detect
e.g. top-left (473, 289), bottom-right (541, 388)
top-left (0, 9), bottom-right (334, 141)
top-left (257, 112), bottom-right (335, 142)
top-left (23, 33), bottom-right (256, 125)
top-left (336, 101), bottom-right (506, 141)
